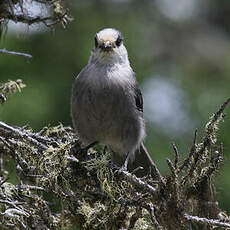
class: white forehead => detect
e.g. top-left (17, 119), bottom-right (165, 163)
top-left (96, 28), bottom-right (119, 42)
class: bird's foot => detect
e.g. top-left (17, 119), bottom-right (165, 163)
top-left (118, 165), bottom-right (127, 174)
top-left (118, 152), bottom-right (132, 173)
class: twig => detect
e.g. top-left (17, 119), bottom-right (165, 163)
top-left (9, 139), bottom-right (39, 155)
top-left (35, 0), bottom-right (58, 3)
top-left (209, 97), bottom-right (230, 125)
top-left (0, 121), bottom-right (48, 151)
top-left (167, 159), bottom-right (177, 178)
top-left (43, 13), bottom-right (68, 27)
top-left (0, 199), bottom-right (24, 210)
top-left (116, 167), bottom-right (158, 197)
top-left (0, 93), bottom-right (7, 104)
top-left (172, 143), bottom-right (179, 169)
top-left (146, 204), bottom-right (163, 230)
top-left (1, 208), bottom-right (29, 217)
top-left (0, 137), bottom-right (33, 175)
top-left (0, 136), bottom-right (15, 154)
top-left (22, 130), bottom-right (56, 145)
top-left (179, 129), bottom-right (197, 172)
top-left (184, 98), bottom-right (230, 182)
top-left (132, 166), bottom-right (144, 175)
top-left (184, 213), bottom-right (230, 228)
top-left (140, 143), bottom-right (165, 185)
top-left (17, 184), bottom-right (44, 191)
top-left (5, 12), bottom-right (72, 28)
top-left (151, 160), bottom-right (165, 185)
top-left (0, 48), bottom-right (32, 60)
top-left (66, 155), bottom-right (79, 163)
top-left (0, 177), bottom-right (9, 186)
top-left (6, 14), bottom-right (52, 25)
top-left (194, 149), bottom-right (223, 189)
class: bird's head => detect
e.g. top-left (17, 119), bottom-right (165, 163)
top-left (89, 28), bottom-right (129, 65)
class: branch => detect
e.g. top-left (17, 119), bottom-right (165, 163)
top-left (146, 204), bottom-right (163, 230)
top-left (172, 143), bottom-right (179, 169)
top-left (183, 98), bottom-right (230, 184)
top-left (0, 121), bottom-right (48, 151)
top-left (0, 95), bottom-right (230, 229)
top-left (116, 167), bottom-right (158, 197)
top-left (184, 213), bottom-right (230, 228)
top-left (211, 97), bottom-right (230, 123)
top-left (0, 1), bottom-right (73, 30)
top-left (0, 48), bottom-right (32, 60)
top-left (179, 129), bottom-right (197, 172)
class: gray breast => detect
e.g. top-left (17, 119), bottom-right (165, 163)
top-left (71, 64), bottom-right (143, 155)
top-left (74, 80), bottom-right (129, 136)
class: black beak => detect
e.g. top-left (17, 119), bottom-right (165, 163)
top-left (101, 42), bottom-right (113, 51)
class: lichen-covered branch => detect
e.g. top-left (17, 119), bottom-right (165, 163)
top-left (184, 213), bottom-right (230, 228)
top-left (0, 0), bottom-right (73, 35)
top-left (0, 79), bottom-right (26, 105)
top-left (0, 80), bottom-right (230, 229)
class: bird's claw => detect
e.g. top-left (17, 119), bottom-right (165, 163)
top-left (116, 153), bottom-right (131, 174)
top-left (118, 164), bottom-right (128, 173)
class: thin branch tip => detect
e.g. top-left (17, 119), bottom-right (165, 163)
top-left (0, 48), bottom-right (32, 60)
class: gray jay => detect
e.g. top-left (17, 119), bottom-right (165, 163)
top-left (71, 28), bottom-right (154, 176)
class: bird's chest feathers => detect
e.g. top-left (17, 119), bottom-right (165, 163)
top-left (89, 64), bottom-right (134, 89)
top-left (80, 64), bottom-right (134, 116)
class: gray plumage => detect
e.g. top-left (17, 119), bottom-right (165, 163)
top-left (71, 28), bottom-right (152, 172)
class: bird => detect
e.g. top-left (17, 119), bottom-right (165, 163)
top-left (71, 28), bottom-right (155, 176)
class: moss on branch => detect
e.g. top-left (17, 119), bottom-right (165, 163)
top-left (0, 80), bottom-right (230, 229)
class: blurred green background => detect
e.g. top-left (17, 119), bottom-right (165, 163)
top-left (1, 0), bottom-right (230, 213)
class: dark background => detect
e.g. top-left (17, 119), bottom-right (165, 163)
top-left (1, 0), bottom-right (230, 212)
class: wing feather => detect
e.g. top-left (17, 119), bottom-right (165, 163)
top-left (134, 84), bottom-right (143, 113)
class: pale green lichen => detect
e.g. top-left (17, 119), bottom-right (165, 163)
top-left (0, 79), bottom-right (26, 95)
top-left (0, 84), bottom-right (230, 229)
top-left (79, 200), bottom-right (107, 229)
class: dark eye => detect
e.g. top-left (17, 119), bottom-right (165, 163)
top-left (116, 35), bottom-right (123, 47)
top-left (94, 35), bottom-right (98, 47)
